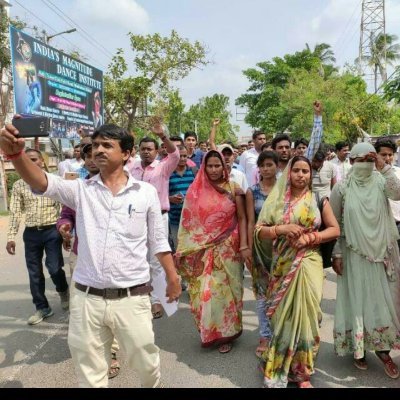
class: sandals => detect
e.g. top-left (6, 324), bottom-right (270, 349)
top-left (297, 381), bottom-right (313, 388)
top-left (354, 357), bottom-right (368, 371)
top-left (108, 352), bottom-right (120, 379)
top-left (255, 338), bottom-right (269, 358)
top-left (151, 303), bottom-right (164, 319)
top-left (218, 342), bottom-right (233, 354)
top-left (376, 351), bottom-right (400, 379)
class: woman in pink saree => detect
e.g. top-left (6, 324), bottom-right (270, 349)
top-left (175, 150), bottom-right (251, 353)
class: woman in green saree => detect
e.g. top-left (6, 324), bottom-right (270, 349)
top-left (331, 142), bottom-right (400, 379)
top-left (254, 156), bottom-right (339, 388)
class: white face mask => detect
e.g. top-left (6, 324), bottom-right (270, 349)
top-left (352, 162), bottom-right (374, 179)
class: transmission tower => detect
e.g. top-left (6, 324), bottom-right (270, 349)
top-left (358, 0), bottom-right (386, 91)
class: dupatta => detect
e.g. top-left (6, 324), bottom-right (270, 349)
top-left (175, 151), bottom-right (241, 279)
top-left (254, 158), bottom-right (320, 317)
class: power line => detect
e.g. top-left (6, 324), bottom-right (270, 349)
top-left (41, 0), bottom-right (114, 60)
top-left (44, 0), bottom-right (114, 59)
top-left (12, 0), bottom-right (108, 70)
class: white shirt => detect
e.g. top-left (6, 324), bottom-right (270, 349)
top-left (239, 148), bottom-right (261, 187)
top-left (44, 171), bottom-right (170, 289)
top-left (331, 157), bottom-right (351, 182)
top-left (230, 168), bottom-right (248, 192)
top-left (58, 159), bottom-right (72, 177)
top-left (389, 165), bottom-right (400, 222)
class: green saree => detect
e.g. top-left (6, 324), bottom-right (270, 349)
top-left (254, 160), bottom-right (323, 388)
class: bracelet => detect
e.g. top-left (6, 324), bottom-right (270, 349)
top-left (332, 254), bottom-right (342, 259)
top-left (273, 225), bottom-right (279, 237)
top-left (239, 246), bottom-right (249, 251)
top-left (4, 150), bottom-right (24, 160)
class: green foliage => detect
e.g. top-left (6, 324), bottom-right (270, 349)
top-left (237, 42), bottom-right (398, 144)
top-left (104, 30), bottom-right (209, 132)
top-left (180, 94), bottom-right (239, 143)
top-left (6, 172), bottom-right (20, 203)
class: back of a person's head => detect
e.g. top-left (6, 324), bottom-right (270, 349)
top-left (374, 138), bottom-right (397, 153)
top-left (92, 124), bottom-right (134, 152)
top-left (313, 150), bottom-right (326, 162)
top-left (271, 134), bottom-right (291, 150)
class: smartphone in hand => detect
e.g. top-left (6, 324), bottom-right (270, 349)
top-left (12, 116), bottom-right (50, 138)
top-left (64, 172), bottom-right (79, 180)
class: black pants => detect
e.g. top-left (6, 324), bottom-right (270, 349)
top-left (23, 226), bottom-right (68, 311)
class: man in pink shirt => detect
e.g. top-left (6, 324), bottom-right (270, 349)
top-left (127, 125), bottom-right (179, 318)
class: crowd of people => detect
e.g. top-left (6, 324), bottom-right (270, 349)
top-left (2, 100), bottom-right (400, 388)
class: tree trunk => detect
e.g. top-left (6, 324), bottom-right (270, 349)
top-left (374, 64), bottom-right (378, 92)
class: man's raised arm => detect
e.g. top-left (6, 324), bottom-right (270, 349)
top-left (0, 121), bottom-right (48, 192)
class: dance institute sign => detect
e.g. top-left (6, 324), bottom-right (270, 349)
top-left (9, 26), bottom-right (104, 138)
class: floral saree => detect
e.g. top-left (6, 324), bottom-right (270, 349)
top-left (175, 155), bottom-right (244, 347)
top-left (254, 159), bottom-right (323, 388)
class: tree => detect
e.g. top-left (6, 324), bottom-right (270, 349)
top-left (356, 33), bottom-right (400, 92)
top-left (237, 44), bottom-right (395, 143)
top-left (104, 30), bottom-right (209, 132)
top-left (236, 50), bottom-right (322, 132)
top-left (306, 42), bottom-right (337, 78)
top-left (180, 94), bottom-right (239, 143)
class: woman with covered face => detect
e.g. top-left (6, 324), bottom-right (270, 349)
top-left (174, 150), bottom-right (251, 354)
top-left (330, 142), bottom-right (400, 379)
top-left (254, 156), bottom-right (339, 388)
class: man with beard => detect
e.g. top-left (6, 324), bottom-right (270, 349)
top-left (271, 134), bottom-right (291, 178)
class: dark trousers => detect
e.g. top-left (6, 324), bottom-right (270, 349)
top-left (23, 226), bottom-right (68, 311)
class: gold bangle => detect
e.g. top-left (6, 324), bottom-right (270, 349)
top-left (239, 246), bottom-right (249, 251)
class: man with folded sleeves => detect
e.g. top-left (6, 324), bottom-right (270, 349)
top-left (0, 121), bottom-right (181, 388)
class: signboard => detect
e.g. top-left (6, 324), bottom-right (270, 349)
top-left (9, 26), bottom-right (103, 138)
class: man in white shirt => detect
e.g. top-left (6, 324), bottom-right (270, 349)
top-left (218, 144), bottom-right (248, 192)
top-left (239, 131), bottom-right (267, 186)
top-left (0, 121), bottom-right (181, 388)
top-left (311, 149), bottom-right (337, 198)
top-left (331, 141), bottom-right (351, 182)
top-left (375, 138), bottom-right (400, 248)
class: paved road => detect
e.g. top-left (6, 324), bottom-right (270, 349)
top-left (0, 215), bottom-right (399, 388)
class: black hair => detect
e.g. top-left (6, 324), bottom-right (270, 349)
top-left (25, 148), bottom-right (43, 159)
top-left (170, 135), bottom-right (183, 145)
top-left (199, 141), bottom-right (206, 146)
top-left (257, 150), bottom-right (278, 167)
top-left (205, 150), bottom-right (224, 166)
top-left (335, 141), bottom-right (349, 152)
top-left (252, 130), bottom-right (265, 140)
top-left (290, 156), bottom-right (312, 189)
top-left (374, 138), bottom-right (397, 153)
top-left (139, 137), bottom-right (159, 150)
top-left (294, 138), bottom-right (309, 148)
top-left (81, 144), bottom-right (92, 160)
top-left (184, 131), bottom-right (197, 141)
top-left (74, 144), bottom-right (80, 149)
top-left (261, 142), bottom-right (272, 151)
top-left (313, 150), bottom-right (326, 162)
top-left (177, 145), bottom-right (187, 151)
top-left (92, 124), bottom-right (134, 153)
top-left (271, 134), bottom-right (291, 150)
top-left (248, 140), bottom-right (254, 144)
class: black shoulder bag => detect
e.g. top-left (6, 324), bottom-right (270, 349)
top-left (316, 193), bottom-right (336, 269)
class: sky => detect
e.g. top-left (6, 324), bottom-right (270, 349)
top-left (8, 0), bottom-right (400, 138)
